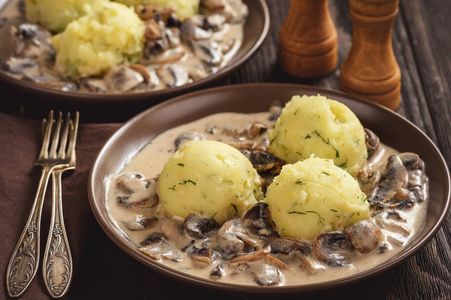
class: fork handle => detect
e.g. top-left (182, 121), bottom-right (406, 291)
top-left (43, 169), bottom-right (73, 298)
top-left (6, 166), bottom-right (53, 297)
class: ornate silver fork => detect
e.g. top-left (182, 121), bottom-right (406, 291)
top-left (42, 112), bottom-right (79, 298)
top-left (6, 111), bottom-right (78, 298)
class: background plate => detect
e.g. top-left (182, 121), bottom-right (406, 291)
top-left (88, 83), bottom-right (450, 293)
top-left (0, 0), bottom-right (269, 104)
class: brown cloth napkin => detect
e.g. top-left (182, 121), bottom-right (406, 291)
top-left (0, 113), bottom-right (248, 300)
top-left (0, 113), bottom-right (120, 299)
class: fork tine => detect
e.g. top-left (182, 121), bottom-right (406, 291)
top-left (49, 112), bottom-right (63, 159)
top-left (57, 113), bottom-right (71, 159)
top-left (66, 111), bottom-right (79, 160)
top-left (38, 111), bottom-right (54, 160)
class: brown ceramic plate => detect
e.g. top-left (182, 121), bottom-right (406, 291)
top-left (88, 83), bottom-right (450, 293)
top-left (0, 0), bottom-right (269, 104)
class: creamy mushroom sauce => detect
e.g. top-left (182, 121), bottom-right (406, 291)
top-left (0, 0), bottom-right (246, 93)
top-left (105, 109), bottom-right (428, 286)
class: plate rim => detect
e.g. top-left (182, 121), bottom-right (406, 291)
top-left (0, 0), bottom-right (270, 105)
top-left (88, 83), bottom-right (451, 293)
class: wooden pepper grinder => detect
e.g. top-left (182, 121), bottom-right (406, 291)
top-left (279, 0), bottom-right (338, 78)
top-left (340, 0), bottom-right (401, 110)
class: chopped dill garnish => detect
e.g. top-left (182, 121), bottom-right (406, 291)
top-left (295, 179), bottom-right (306, 185)
top-left (330, 209), bottom-right (338, 212)
top-left (179, 179), bottom-right (196, 186)
top-left (231, 203), bottom-right (238, 216)
top-left (211, 212), bottom-right (217, 219)
top-left (337, 162), bottom-right (348, 168)
top-left (168, 185), bottom-right (176, 191)
top-left (177, 163), bottom-right (185, 167)
top-left (321, 172), bottom-right (330, 176)
top-left (305, 131), bottom-right (340, 158)
top-left (270, 131), bottom-right (279, 145)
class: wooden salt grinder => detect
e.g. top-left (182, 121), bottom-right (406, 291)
top-left (279, 0), bottom-right (338, 78)
top-left (340, 0), bottom-right (401, 110)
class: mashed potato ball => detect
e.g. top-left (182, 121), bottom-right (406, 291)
top-left (265, 157), bottom-right (370, 240)
top-left (114, 0), bottom-right (200, 20)
top-left (51, 1), bottom-right (145, 77)
top-left (157, 140), bottom-right (263, 224)
top-left (25, 0), bottom-right (107, 33)
top-left (268, 95), bottom-right (367, 176)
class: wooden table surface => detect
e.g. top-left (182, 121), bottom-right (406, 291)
top-left (1, 0), bottom-right (450, 299)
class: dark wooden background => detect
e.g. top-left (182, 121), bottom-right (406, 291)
top-left (1, 0), bottom-right (450, 299)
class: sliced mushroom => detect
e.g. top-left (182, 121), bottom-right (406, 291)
top-left (265, 237), bottom-right (311, 256)
top-left (201, 0), bottom-right (248, 23)
top-left (384, 209), bottom-right (406, 222)
top-left (227, 140), bottom-right (257, 151)
top-left (241, 203), bottom-right (278, 239)
top-left (375, 219), bottom-right (411, 238)
top-left (210, 264), bottom-right (225, 279)
top-left (134, 5), bottom-right (155, 21)
top-left (123, 216), bottom-right (158, 231)
top-left (313, 233), bottom-right (354, 267)
top-left (140, 232), bottom-right (167, 247)
top-left (3, 57), bottom-right (42, 78)
top-left (251, 264), bottom-right (283, 286)
top-left (144, 19), bottom-right (164, 40)
top-left (10, 24), bottom-right (54, 61)
top-left (139, 232), bottom-right (181, 261)
top-left (180, 17), bottom-right (212, 41)
top-left (104, 66), bottom-right (144, 92)
top-left (188, 246), bottom-right (218, 266)
top-left (144, 35), bottom-right (169, 57)
top-left (204, 14), bottom-right (226, 31)
top-left (116, 175), bottom-right (159, 209)
top-left (398, 152), bottom-right (427, 203)
top-left (165, 28), bottom-right (181, 48)
top-left (192, 40), bottom-right (223, 66)
top-left (78, 77), bottom-right (107, 93)
top-left (368, 155), bottom-right (408, 205)
top-left (166, 13), bottom-right (182, 28)
top-left (174, 131), bottom-right (206, 150)
top-left (129, 64), bottom-right (151, 83)
top-left (148, 49), bottom-right (186, 64)
top-left (357, 170), bottom-right (381, 195)
top-left (294, 253), bottom-right (326, 273)
top-left (201, 0), bottom-right (227, 11)
top-left (364, 128), bottom-right (380, 159)
top-left (217, 218), bottom-right (263, 259)
top-left (228, 246), bottom-right (271, 264)
top-left (240, 150), bottom-right (284, 175)
top-left (398, 152), bottom-right (422, 171)
top-left (187, 64), bottom-right (209, 81)
top-left (156, 64), bottom-right (189, 87)
top-left (184, 212), bottom-right (220, 239)
top-left (344, 220), bottom-right (384, 254)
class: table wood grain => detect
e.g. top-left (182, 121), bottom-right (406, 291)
top-left (0, 0), bottom-right (450, 299)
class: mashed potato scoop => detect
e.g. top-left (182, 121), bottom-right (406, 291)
top-left (265, 157), bottom-right (370, 240)
top-left (157, 140), bottom-right (263, 224)
top-left (25, 0), bottom-right (107, 32)
top-left (114, 0), bottom-right (200, 20)
top-left (268, 95), bottom-right (367, 176)
top-left (51, 1), bottom-right (145, 77)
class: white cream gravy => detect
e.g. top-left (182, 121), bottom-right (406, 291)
top-left (105, 112), bottom-right (428, 286)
